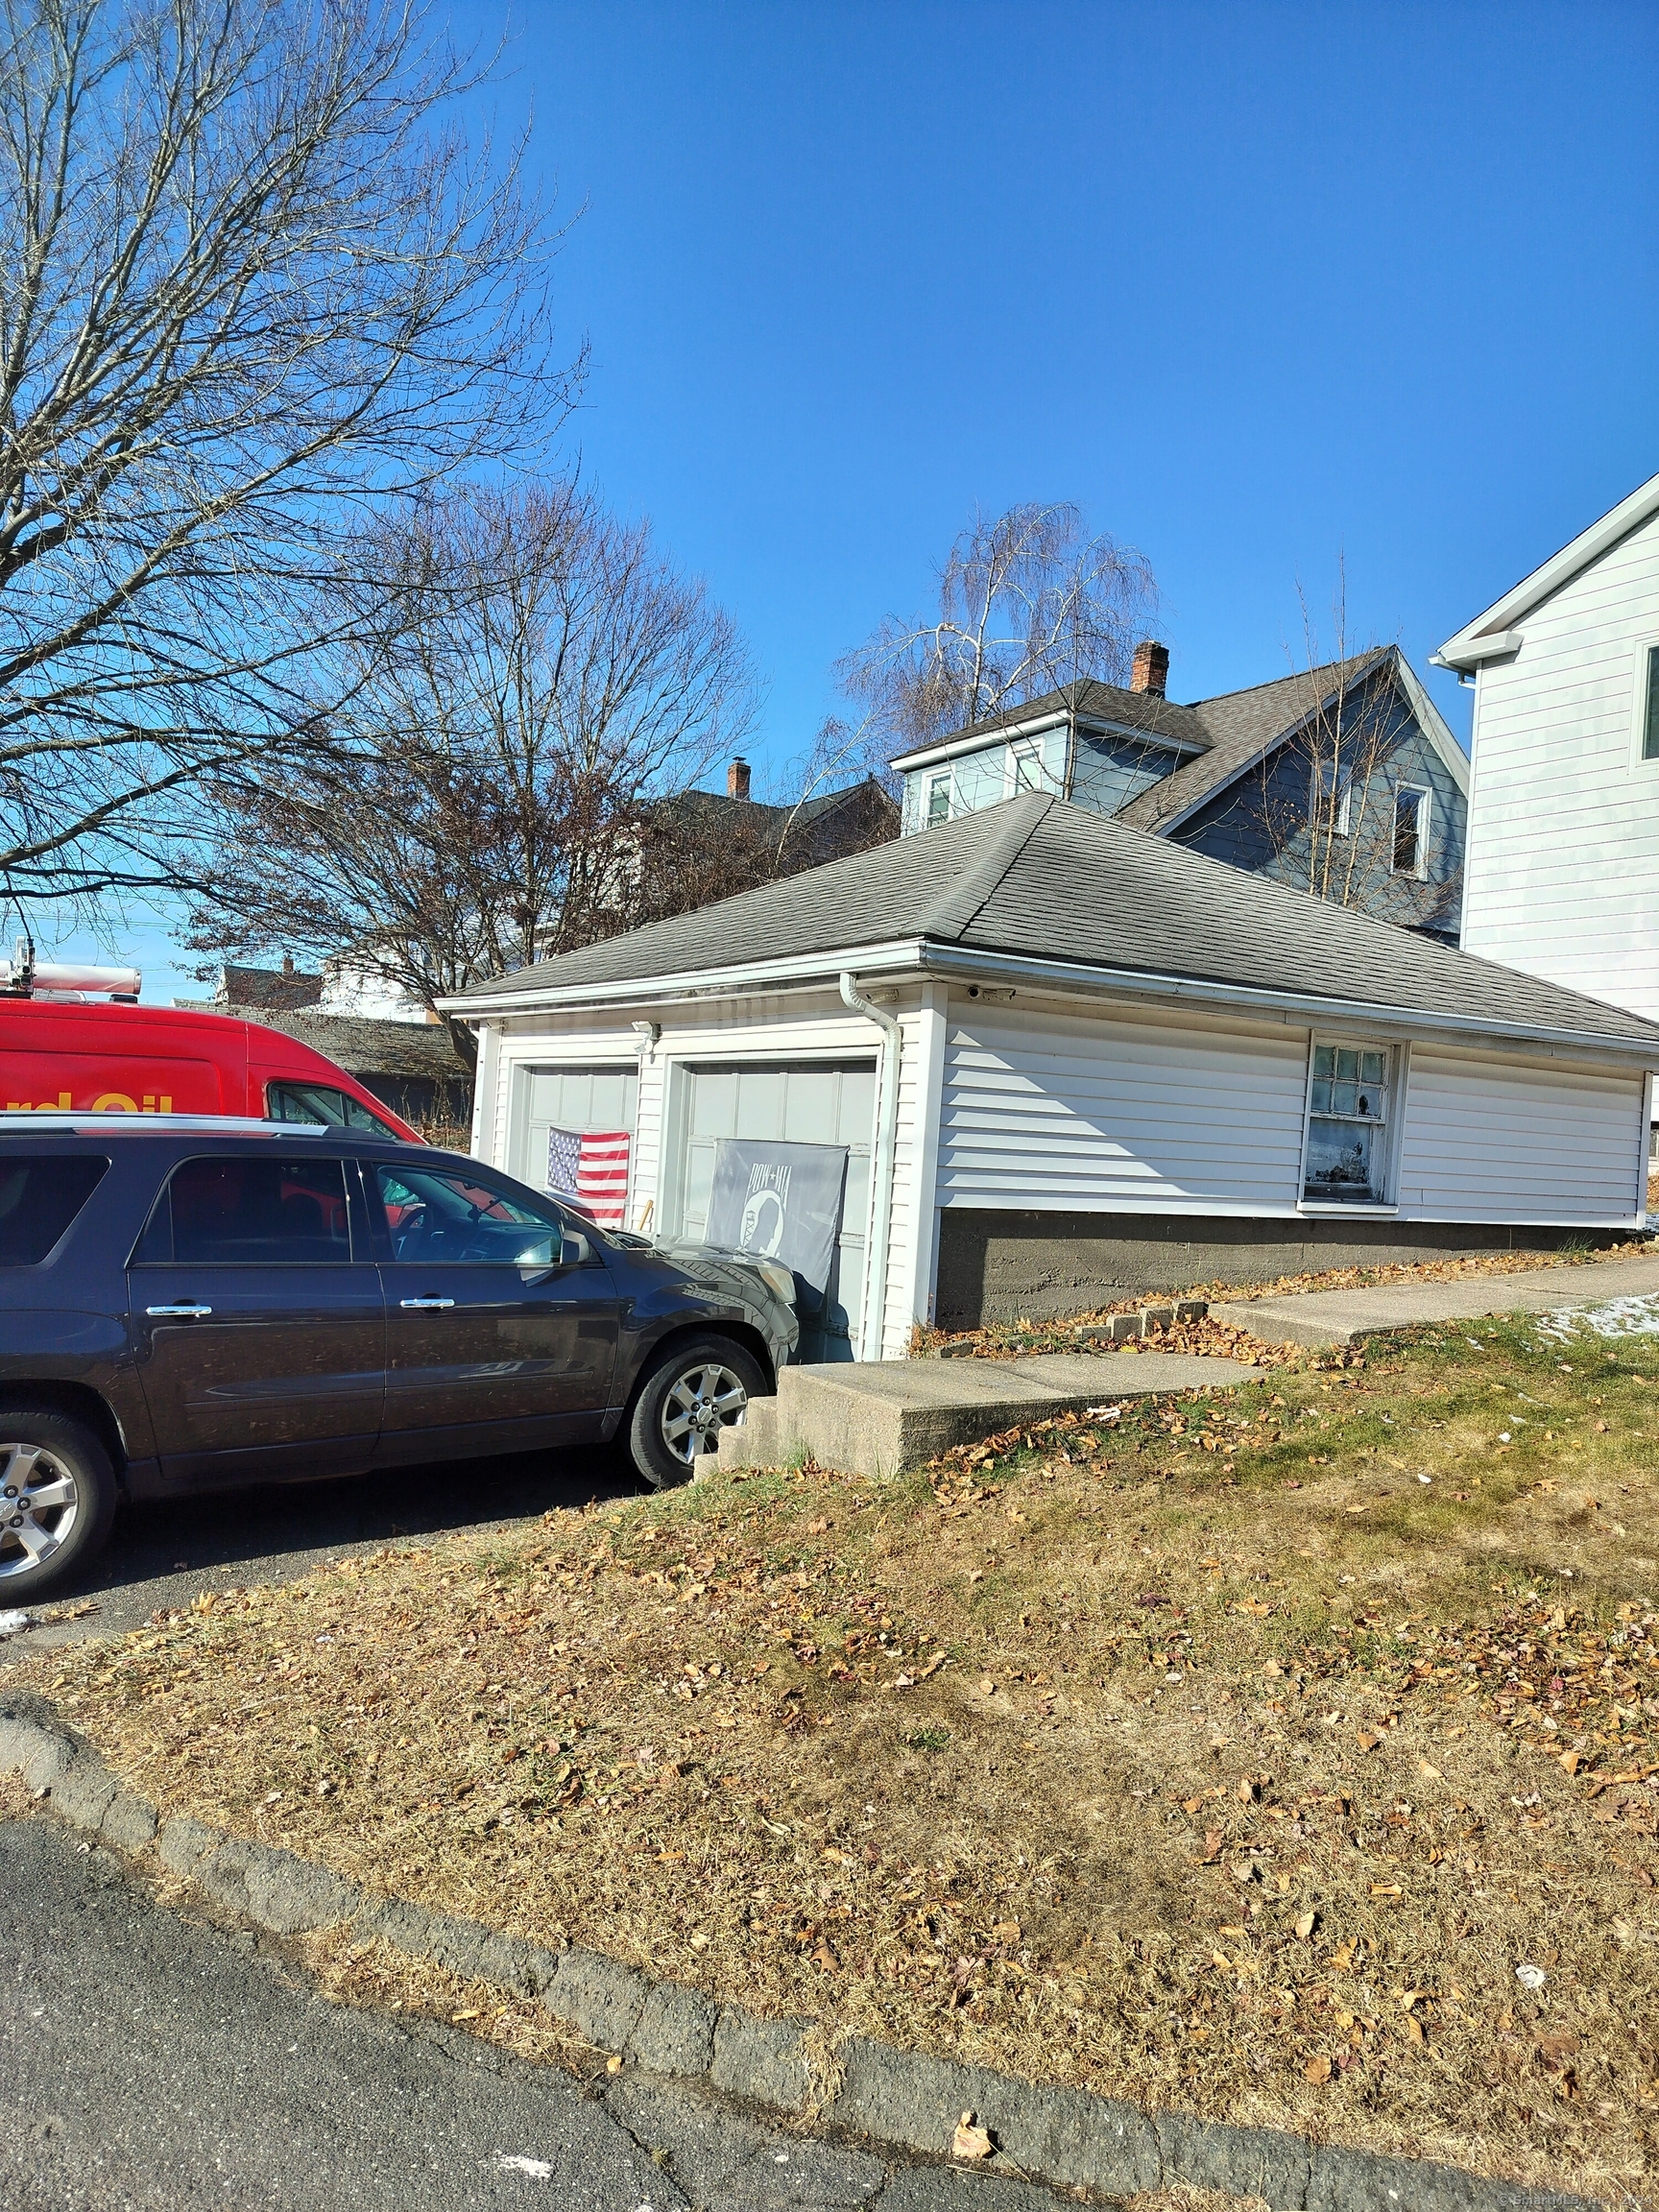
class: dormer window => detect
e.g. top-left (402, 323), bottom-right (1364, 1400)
top-left (1008, 738), bottom-right (1044, 794)
top-left (926, 772), bottom-right (951, 826)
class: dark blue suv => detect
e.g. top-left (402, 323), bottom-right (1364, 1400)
top-left (0, 1118), bottom-right (797, 1599)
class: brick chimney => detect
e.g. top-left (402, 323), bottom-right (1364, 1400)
top-left (1129, 640), bottom-right (1169, 697)
top-left (727, 757), bottom-right (752, 801)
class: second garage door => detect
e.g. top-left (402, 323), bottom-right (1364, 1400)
top-left (675, 1061), bottom-right (876, 1361)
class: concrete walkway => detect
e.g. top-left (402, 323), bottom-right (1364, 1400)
top-left (1212, 1250), bottom-right (1659, 1350)
top-left (719, 1349), bottom-right (1262, 1479)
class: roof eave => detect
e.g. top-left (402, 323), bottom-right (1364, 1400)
top-left (439, 927), bottom-right (1659, 1064)
top-left (1435, 469), bottom-right (1659, 670)
top-left (915, 943), bottom-right (1659, 1065)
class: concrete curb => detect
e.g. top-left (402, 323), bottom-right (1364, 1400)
top-left (0, 1693), bottom-right (1600, 2212)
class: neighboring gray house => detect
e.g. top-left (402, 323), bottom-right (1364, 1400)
top-left (891, 641), bottom-right (1468, 942)
top-left (443, 792), bottom-right (1655, 1357)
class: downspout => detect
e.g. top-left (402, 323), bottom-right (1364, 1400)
top-left (840, 972), bottom-right (902, 1361)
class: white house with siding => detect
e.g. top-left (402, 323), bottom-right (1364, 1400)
top-left (1434, 469), bottom-right (1659, 1021)
top-left (442, 793), bottom-right (1659, 1359)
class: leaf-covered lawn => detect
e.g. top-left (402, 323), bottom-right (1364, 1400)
top-left (24, 1308), bottom-right (1659, 2203)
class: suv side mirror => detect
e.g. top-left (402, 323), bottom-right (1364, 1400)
top-left (517, 1229), bottom-right (592, 1284)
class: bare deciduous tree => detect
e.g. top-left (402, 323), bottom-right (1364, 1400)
top-left (836, 500), bottom-right (1158, 756)
top-left (0, 0), bottom-right (578, 916)
top-left (182, 478), bottom-right (757, 1065)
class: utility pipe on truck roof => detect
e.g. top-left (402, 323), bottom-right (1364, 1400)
top-left (839, 972), bottom-right (901, 1362)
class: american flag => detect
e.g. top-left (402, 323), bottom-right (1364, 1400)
top-left (547, 1125), bottom-right (631, 1227)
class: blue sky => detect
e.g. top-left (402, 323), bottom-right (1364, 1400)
top-left (61, 0), bottom-right (1658, 999)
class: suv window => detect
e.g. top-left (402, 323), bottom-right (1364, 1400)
top-left (267, 1081), bottom-right (397, 1136)
top-left (0, 1153), bottom-right (109, 1265)
top-left (374, 1163), bottom-right (576, 1266)
top-left (136, 1156), bottom-right (353, 1266)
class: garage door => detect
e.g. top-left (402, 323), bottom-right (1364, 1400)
top-left (512, 1067), bottom-right (639, 1217)
top-left (677, 1062), bottom-right (876, 1361)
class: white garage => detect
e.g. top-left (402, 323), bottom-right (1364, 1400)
top-left (444, 793), bottom-right (1659, 1358)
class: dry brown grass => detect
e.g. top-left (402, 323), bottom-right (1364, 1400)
top-left (19, 1312), bottom-right (1659, 2203)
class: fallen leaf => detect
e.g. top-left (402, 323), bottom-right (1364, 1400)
top-left (1557, 1750), bottom-right (1582, 1776)
top-left (812, 1942), bottom-right (839, 1972)
top-left (1356, 1733), bottom-right (1382, 1752)
top-left (606, 2054), bottom-right (623, 2073)
top-left (1304, 2054), bottom-right (1333, 2083)
top-left (1370, 1883), bottom-right (1403, 1898)
top-left (1294, 1911), bottom-right (1317, 1941)
top-left (952, 2112), bottom-right (995, 2161)
top-left (1418, 1760), bottom-right (1443, 1779)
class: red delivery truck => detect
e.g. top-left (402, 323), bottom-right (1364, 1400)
top-left (1, 955), bottom-right (421, 1139)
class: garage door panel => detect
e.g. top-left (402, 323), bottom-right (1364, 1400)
top-left (677, 1061), bottom-right (876, 1362)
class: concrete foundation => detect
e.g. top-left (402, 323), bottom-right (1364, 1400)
top-left (934, 1209), bottom-right (1631, 1330)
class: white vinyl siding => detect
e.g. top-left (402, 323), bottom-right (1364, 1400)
top-left (1395, 1047), bottom-right (1647, 1224)
top-left (938, 1000), bottom-right (1310, 1214)
top-left (1462, 504), bottom-right (1659, 1020)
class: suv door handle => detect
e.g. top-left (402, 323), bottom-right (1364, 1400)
top-left (146, 1304), bottom-right (213, 1319)
top-left (398, 1296), bottom-right (456, 1310)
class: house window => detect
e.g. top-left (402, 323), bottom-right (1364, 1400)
top-left (1391, 785), bottom-right (1430, 878)
top-left (926, 773), bottom-right (951, 826)
top-left (1312, 755), bottom-right (1352, 837)
top-left (1644, 645), bottom-right (1659, 761)
top-left (1304, 1042), bottom-right (1391, 1203)
top-left (1008, 738), bottom-right (1044, 794)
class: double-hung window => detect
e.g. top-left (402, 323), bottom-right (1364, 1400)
top-left (1312, 754), bottom-right (1352, 838)
top-left (1391, 784), bottom-right (1430, 878)
top-left (1008, 738), bottom-right (1045, 795)
top-left (1303, 1043), bottom-right (1392, 1204)
top-left (926, 772), bottom-right (951, 826)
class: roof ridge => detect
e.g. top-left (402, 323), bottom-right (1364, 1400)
top-left (918, 793), bottom-right (1058, 943)
top-left (1190, 644), bottom-right (1389, 712)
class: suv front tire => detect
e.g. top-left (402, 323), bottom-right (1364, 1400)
top-left (628, 1337), bottom-right (765, 1490)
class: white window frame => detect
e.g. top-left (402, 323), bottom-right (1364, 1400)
top-left (1311, 754), bottom-right (1352, 838)
top-left (1004, 736), bottom-right (1046, 799)
top-left (1390, 781), bottom-right (1431, 880)
top-left (926, 770), bottom-right (952, 826)
top-left (1629, 633), bottom-right (1659, 770)
top-left (1296, 1034), bottom-right (1408, 1215)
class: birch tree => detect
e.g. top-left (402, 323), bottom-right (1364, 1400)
top-left (0, 0), bottom-right (578, 915)
top-left (836, 500), bottom-right (1157, 756)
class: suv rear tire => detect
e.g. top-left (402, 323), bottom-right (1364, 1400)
top-left (0, 1410), bottom-right (117, 1601)
top-left (627, 1337), bottom-right (766, 1490)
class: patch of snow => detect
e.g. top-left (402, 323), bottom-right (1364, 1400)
top-left (0, 1610), bottom-right (33, 1638)
top-left (496, 2154), bottom-right (555, 2180)
top-left (1537, 1294), bottom-right (1659, 1341)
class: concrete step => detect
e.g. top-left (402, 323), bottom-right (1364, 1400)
top-left (719, 1349), bottom-right (1262, 1480)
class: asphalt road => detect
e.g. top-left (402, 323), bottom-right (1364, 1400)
top-left (1, 1440), bottom-right (639, 1660)
top-left (0, 1817), bottom-right (1064, 2212)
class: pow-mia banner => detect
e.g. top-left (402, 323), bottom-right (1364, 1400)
top-left (705, 1139), bottom-right (848, 1310)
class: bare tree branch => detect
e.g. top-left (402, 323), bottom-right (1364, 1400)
top-left (0, 0), bottom-right (581, 910)
top-left (835, 500), bottom-right (1158, 757)
top-left (179, 477), bottom-right (757, 1066)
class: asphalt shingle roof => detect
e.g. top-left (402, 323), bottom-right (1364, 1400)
top-left (1117, 648), bottom-right (1393, 834)
top-left (893, 678), bottom-right (1214, 760)
top-left (445, 792), bottom-right (1659, 1050)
